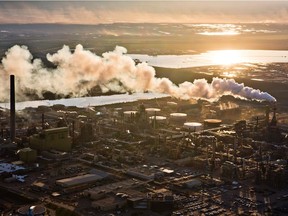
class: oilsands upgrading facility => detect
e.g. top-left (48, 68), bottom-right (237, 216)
top-left (0, 75), bottom-right (288, 216)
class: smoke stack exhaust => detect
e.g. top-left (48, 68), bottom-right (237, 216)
top-left (10, 74), bottom-right (16, 141)
top-left (0, 45), bottom-right (276, 103)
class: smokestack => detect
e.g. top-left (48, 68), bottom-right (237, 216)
top-left (10, 75), bottom-right (16, 141)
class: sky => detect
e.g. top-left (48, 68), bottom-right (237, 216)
top-left (0, 1), bottom-right (288, 24)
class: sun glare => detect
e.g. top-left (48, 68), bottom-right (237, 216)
top-left (222, 71), bottom-right (237, 78)
top-left (198, 31), bottom-right (240, 36)
top-left (211, 50), bottom-right (243, 65)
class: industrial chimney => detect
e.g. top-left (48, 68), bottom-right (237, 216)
top-left (10, 75), bottom-right (16, 141)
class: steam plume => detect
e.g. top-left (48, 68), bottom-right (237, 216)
top-left (0, 45), bottom-right (276, 103)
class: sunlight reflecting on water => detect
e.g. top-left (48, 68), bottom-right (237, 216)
top-left (210, 50), bottom-right (243, 65)
top-left (130, 49), bottom-right (288, 83)
top-left (222, 71), bottom-right (237, 78)
top-left (130, 49), bottom-right (288, 68)
top-left (197, 31), bottom-right (240, 36)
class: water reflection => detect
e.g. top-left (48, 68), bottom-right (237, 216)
top-left (130, 50), bottom-right (288, 83)
top-left (130, 50), bottom-right (288, 69)
top-left (197, 31), bottom-right (240, 36)
top-left (210, 50), bottom-right (243, 65)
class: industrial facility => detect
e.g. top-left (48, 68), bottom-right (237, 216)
top-left (0, 75), bottom-right (288, 216)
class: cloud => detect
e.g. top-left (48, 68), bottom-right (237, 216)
top-left (0, 44), bottom-right (276, 102)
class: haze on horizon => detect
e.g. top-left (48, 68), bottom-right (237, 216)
top-left (1, 1), bottom-right (288, 24)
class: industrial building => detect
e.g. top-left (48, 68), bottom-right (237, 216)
top-left (30, 127), bottom-right (72, 152)
top-left (91, 196), bottom-right (127, 211)
top-left (56, 173), bottom-right (107, 188)
top-left (1, 74), bottom-right (288, 216)
top-left (17, 147), bottom-right (37, 163)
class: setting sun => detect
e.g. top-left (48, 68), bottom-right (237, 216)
top-left (211, 50), bottom-right (243, 65)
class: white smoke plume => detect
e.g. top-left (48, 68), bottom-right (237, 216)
top-left (0, 44), bottom-right (276, 103)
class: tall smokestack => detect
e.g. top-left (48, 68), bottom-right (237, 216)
top-left (10, 75), bottom-right (16, 141)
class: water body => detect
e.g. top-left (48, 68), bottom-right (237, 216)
top-left (129, 50), bottom-right (288, 68)
top-left (0, 93), bottom-right (168, 110)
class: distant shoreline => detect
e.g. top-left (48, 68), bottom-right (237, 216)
top-left (0, 93), bottom-right (169, 111)
top-left (129, 50), bottom-right (288, 69)
top-left (2, 23), bottom-right (288, 58)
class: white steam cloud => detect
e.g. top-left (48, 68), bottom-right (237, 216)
top-left (0, 45), bottom-right (276, 103)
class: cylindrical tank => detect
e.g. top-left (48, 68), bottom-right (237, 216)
top-left (184, 122), bottom-right (203, 132)
top-left (123, 111), bottom-right (137, 117)
top-left (204, 119), bottom-right (222, 129)
top-left (145, 108), bottom-right (161, 116)
top-left (17, 205), bottom-right (46, 216)
top-left (149, 116), bottom-right (167, 124)
top-left (113, 107), bottom-right (123, 117)
top-left (167, 101), bottom-right (178, 107)
top-left (167, 101), bottom-right (178, 111)
top-left (170, 113), bottom-right (187, 124)
top-left (77, 115), bottom-right (87, 120)
top-left (123, 111), bottom-right (138, 120)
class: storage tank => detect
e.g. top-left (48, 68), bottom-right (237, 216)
top-left (167, 101), bottom-right (178, 107)
top-left (167, 101), bottom-right (178, 111)
top-left (145, 108), bottom-right (161, 116)
top-left (149, 116), bottom-right (167, 124)
top-left (124, 111), bottom-right (137, 117)
top-left (77, 115), bottom-right (87, 120)
top-left (184, 122), bottom-right (202, 132)
top-left (113, 107), bottom-right (123, 117)
top-left (17, 205), bottom-right (46, 216)
top-left (204, 119), bottom-right (222, 129)
top-left (123, 111), bottom-right (138, 120)
top-left (170, 113), bottom-right (187, 124)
